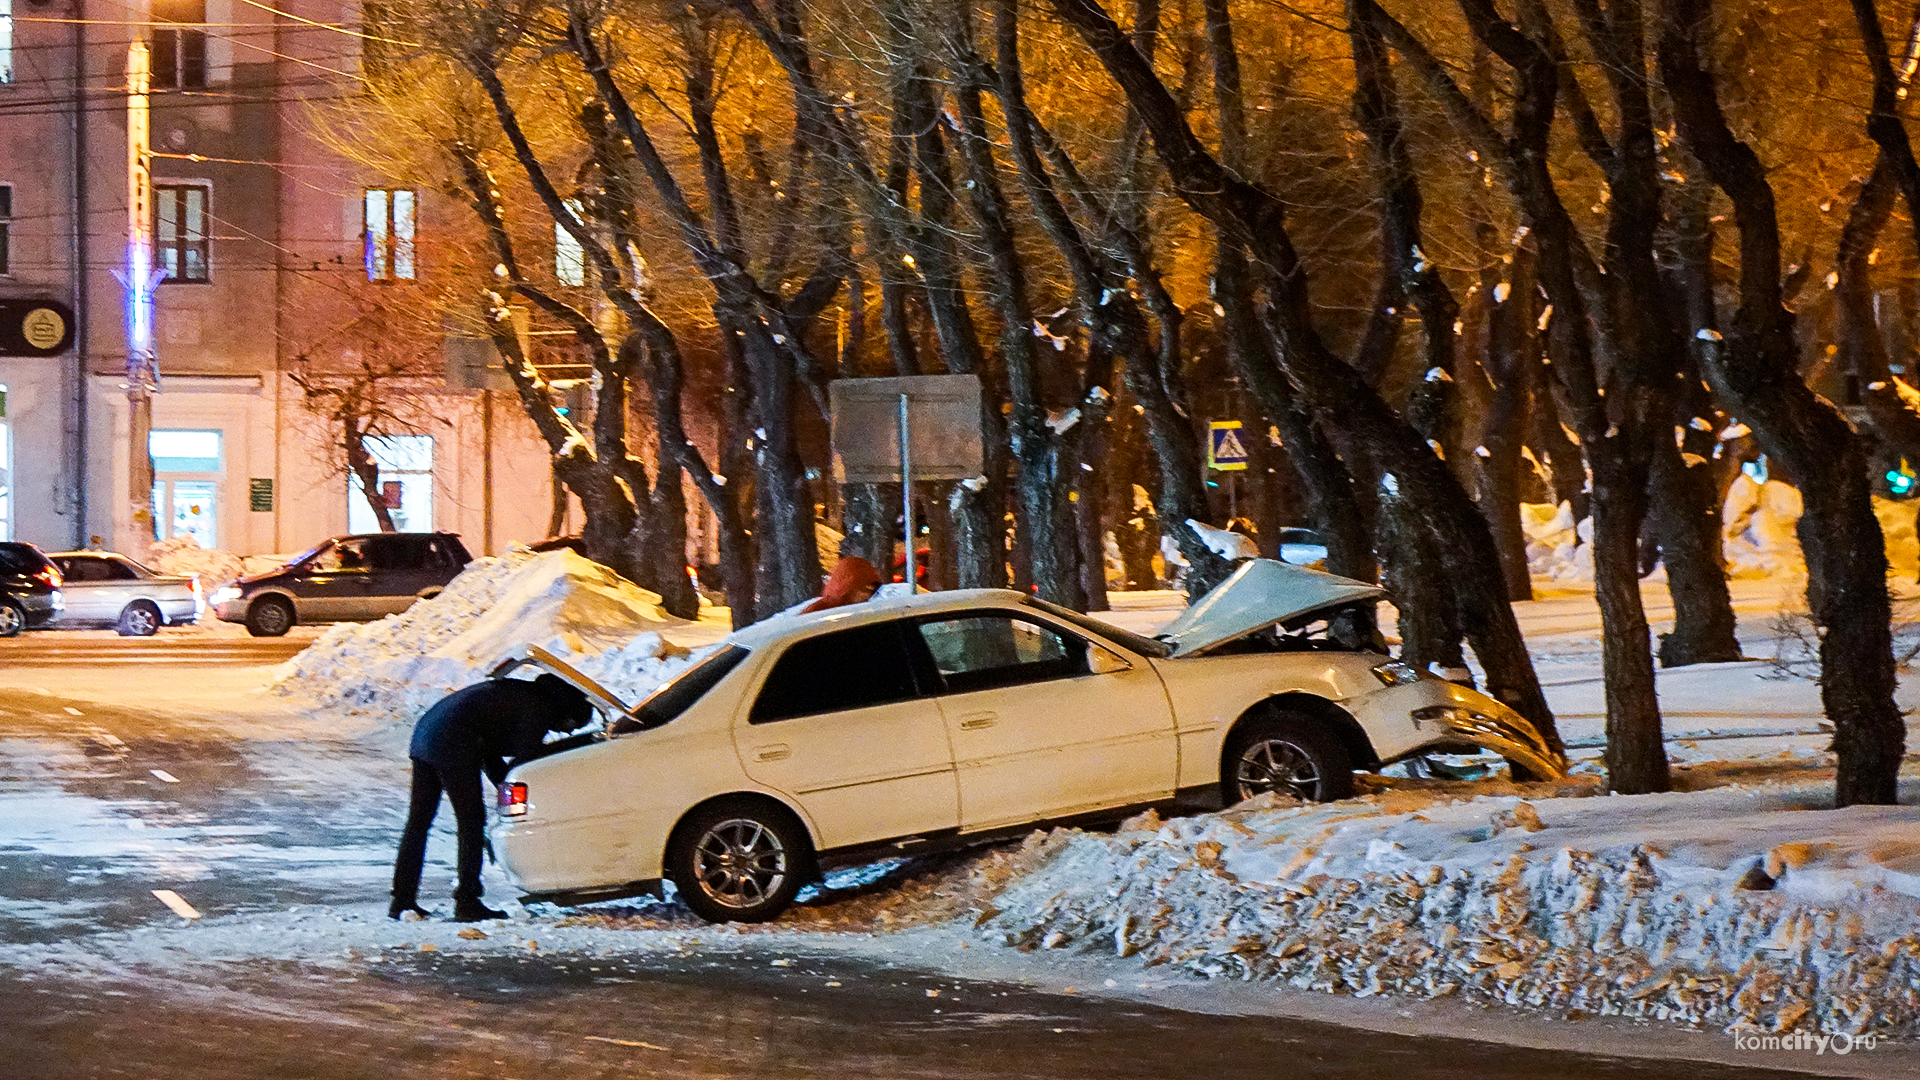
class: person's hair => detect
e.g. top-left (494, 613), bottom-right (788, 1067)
top-left (533, 672), bottom-right (593, 729)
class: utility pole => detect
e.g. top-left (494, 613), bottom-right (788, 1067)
top-left (116, 41), bottom-right (164, 550)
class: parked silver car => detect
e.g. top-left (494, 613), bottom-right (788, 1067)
top-left (47, 551), bottom-right (202, 636)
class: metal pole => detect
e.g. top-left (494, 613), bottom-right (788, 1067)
top-left (69, 0), bottom-right (91, 548)
top-left (123, 41), bottom-right (159, 551)
top-left (898, 392), bottom-right (915, 592)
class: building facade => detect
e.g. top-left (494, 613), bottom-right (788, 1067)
top-left (0, 0), bottom-right (558, 560)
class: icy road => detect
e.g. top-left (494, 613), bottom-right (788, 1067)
top-left (0, 634), bottom-right (1898, 1078)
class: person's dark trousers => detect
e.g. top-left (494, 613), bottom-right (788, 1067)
top-left (391, 757), bottom-right (489, 906)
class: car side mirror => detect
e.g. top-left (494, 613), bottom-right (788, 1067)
top-left (1089, 645), bottom-right (1133, 675)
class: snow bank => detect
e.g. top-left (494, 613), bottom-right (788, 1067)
top-left (1522, 501), bottom-right (1591, 583)
top-left (976, 780), bottom-right (1920, 1036)
top-left (145, 535), bottom-right (247, 593)
top-left (1723, 476), bottom-right (1805, 579)
top-left (271, 548), bottom-right (702, 726)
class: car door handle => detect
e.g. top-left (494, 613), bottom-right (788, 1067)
top-left (753, 744), bottom-right (791, 762)
top-left (957, 712), bottom-right (998, 730)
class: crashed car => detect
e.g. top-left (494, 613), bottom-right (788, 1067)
top-left (491, 560), bottom-right (1564, 923)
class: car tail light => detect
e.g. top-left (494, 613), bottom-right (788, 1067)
top-left (33, 566), bottom-right (60, 588)
top-left (499, 782), bottom-right (528, 817)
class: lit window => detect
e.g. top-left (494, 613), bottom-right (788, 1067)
top-left (152, 0), bottom-right (208, 90)
top-left (365, 188), bottom-right (417, 281)
top-left (0, 185), bottom-right (11, 275)
top-left (1, 0), bottom-right (14, 85)
top-left (556, 227), bottom-right (586, 287)
top-left (348, 434), bottom-right (434, 532)
top-left (155, 183), bottom-right (210, 283)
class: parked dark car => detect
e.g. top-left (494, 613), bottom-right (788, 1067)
top-left (48, 551), bottom-right (201, 636)
top-left (210, 533), bottom-right (472, 637)
top-left (0, 541), bottom-right (65, 637)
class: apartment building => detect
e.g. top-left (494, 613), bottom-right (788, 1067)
top-left (0, 0), bottom-right (557, 559)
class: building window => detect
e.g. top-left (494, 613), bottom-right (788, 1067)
top-left (348, 434), bottom-right (433, 533)
top-left (364, 188), bottom-right (416, 281)
top-left (0, 382), bottom-right (10, 541)
top-left (155, 183), bottom-right (210, 283)
top-left (149, 430), bottom-right (222, 549)
top-left (555, 198), bottom-right (587, 286)
top-left (0, 185), bottom-right (10, 276)
top-left (152, 0), bottom-right (208, 90)
top-left (1, 0), bottom-right (14, 85)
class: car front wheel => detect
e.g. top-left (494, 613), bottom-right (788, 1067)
top-left (0, 599), bottom-right (25, 638)
top-left (245, 596), bottom-right (295, 637)
top-left (117, 601), bottom-right (162, 637)
top-left (1222, 709), bottom-right (1354, 805)
top-left (668, 800), bottom-right (811, 924)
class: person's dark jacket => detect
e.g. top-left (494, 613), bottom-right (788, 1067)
top-left (410, 676), bottom-right (596, 783)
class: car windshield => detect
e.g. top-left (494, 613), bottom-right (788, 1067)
top-left (1021, 596), bottom-right (1172, 658)
top-left (610, 645), bottom-right (751, 733)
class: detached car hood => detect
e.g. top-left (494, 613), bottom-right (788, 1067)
top-left (1157, 558), bottom-right (1386, 658)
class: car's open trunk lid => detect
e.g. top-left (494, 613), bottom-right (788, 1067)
top-left (1157, 558), bottom-right (1386, 658)
top-left (490, 644), bottom-right (635, 718)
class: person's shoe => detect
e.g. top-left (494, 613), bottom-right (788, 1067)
top-left (451, 900), bottom-right (508, 922)
top-left (388, 901), bottom-right (431, 921)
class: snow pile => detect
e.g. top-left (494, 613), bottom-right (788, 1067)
top-left (271, 548), bottom-right (700, 725)
top-left (1522, 501), bottom-right (1592, 583)
top-left (976, 780), bottom-right (1920, 1035)
top-left (145, 534), bottom-right (247, 592)
top-left (1186, 518), bottom-right (1260, 562)
top-left (1723, 476), bottom-right (1805, 579)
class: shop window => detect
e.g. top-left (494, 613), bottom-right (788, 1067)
top-left (155, 184), bottom-right (210, 283)
top-left (150, 429), bottom-right (221, 549)
top-left (152, 0), bottom-right (208, 90)
top-left (365, 188), bottom-right (416, 281)
top-left (348, 434), bottom-right (433, 533)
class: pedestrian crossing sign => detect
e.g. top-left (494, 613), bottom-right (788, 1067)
top-left (1208, 421), bottom-right (1249, 471)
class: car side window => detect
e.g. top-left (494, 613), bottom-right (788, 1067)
top-left (425, 536), bottom-right (457, 569)
top-left (104, 559), bottom-right (141, 581)
top-left (750, 622), bottom-right (921, 724)
top-left (313, 539), bottom-right (369, 572)
top-left (915, 615), bottom-right (1088, 694)
top-left (373, 535), bottom-right (429, 571)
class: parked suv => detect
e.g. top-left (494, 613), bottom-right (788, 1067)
top-left (211, 533), bottom-right (472, 637)
top-left (0, 541), bottom-right (65, 637)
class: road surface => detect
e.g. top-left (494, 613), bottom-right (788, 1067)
top-left (0, 655), bottom-right (1884, 1079)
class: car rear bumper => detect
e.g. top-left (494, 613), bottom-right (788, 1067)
top-left (22, 591), bottom-right (62, 626)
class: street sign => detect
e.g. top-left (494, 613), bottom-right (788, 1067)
top-left (830, 375), bottom-right (984, 483)
top-left (0, 299), bottom-right (77, 357)
top-left (1208, 420), bottom-right (1249, 471)
top-left (830, 374), bottom-right (985, 591)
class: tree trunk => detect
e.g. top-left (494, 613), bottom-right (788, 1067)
top-left (1662, 0), bottom-right (1905, 805)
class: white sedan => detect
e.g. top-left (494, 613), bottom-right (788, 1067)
top-left (492, 560), bottom-right (1564, 923)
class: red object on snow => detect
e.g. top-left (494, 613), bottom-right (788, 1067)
top-left (802, 556), bottom-right (884, 613)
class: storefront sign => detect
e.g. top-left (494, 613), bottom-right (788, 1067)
top-left (249, 478), bottom-right (275, 512)
top-left (0, 300), bottom-right (77, 357)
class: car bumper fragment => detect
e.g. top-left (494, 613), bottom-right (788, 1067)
top-left (1410, 702), bottom-right (1568, 779)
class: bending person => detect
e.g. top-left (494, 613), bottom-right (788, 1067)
top-left (390, 673), bottom-right (595, 921)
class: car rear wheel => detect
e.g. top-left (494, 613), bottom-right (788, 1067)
top-left (117, 601), bottom-right (162, 637)
top-left (245, 596), bottom-right (295, 637)
top-left (1222, 709), bottom-right (1354, 805)
top-left (668, 800), bottom-right (810, 924)
top-left (0, 599), bottom-right (25, 638)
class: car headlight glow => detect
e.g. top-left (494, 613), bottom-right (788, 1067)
top-left (1371, 660), bottom-right (1423, 687)
top-left (210, 586), bottom-right (242, 605)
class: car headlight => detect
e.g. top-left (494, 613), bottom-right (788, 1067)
top-left (210, 586), bottom-right (242, 605)
top-left (1371, 660), bottom-right (1423, 687)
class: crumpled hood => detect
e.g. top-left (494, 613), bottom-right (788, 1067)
top-left (1157, 558), bottom-right (1386, 657)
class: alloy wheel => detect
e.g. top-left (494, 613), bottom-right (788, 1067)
top-left (1235, 738), bottom-right (1322, 801)
top-left (0, 603), bottom-right (23, 637)
top-left (691, 818), bottom-right (789, 911)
